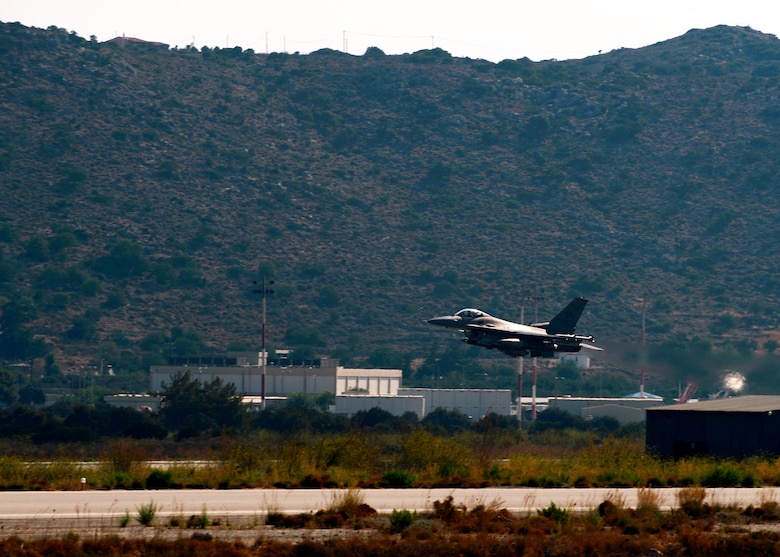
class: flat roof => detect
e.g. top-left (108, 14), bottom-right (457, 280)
top-left (399, 388), bottom-right (511, 393)
top-left (549, 396), bottom-right (659, 402)
top-left (647, 395), bottom-right (780, 413)
top-left (336, 394), bottom-right (423, 398)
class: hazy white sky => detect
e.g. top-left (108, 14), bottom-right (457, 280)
top-left (2, 1), bottom-right (779, 62)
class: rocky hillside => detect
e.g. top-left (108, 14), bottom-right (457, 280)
top-left (1, 22), bottom-right (780, 392)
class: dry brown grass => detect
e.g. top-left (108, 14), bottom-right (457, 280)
top-left (10, 434), bottom-right (780, 493)
top-left (6, 495), bottom-right (780, 556)
top-left (636, 487), bottom-right (662, 514)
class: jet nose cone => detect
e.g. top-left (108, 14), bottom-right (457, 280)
top-left (427, 316), bottom-right (460, 328)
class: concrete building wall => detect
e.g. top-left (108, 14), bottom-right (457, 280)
top-left (398, 388), bottom-right (511, 421)
top-left (580, 404), bottom-right (647, 425)
top-left (551, 396), bottom-right (664, 417)
top-left (150, 363), bottom-right (401, 397)
top-left (335, 395), bottom-right (425, 418)
top-left (336, 369), bottom-right (401, 395)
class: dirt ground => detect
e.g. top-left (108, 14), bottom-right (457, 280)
top-left (0, 516), bottom-right (378, 544)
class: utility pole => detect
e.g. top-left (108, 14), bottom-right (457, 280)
top-left (516, 300), bottom-right (525, 430)
top-left (640, 296), bottom-right (648, 398)
top-left (532, 288), bottom-right (544, 421)
top-left (253, 276), bottom-right (274, 410)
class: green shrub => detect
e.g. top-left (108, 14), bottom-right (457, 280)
top-left (538, 502), bottom-right (569, 525)
top-left (103, 471), bottom-right (133, 489)
top-left (136, 501), bottom-right (157, 526)
top-left (187, 505), bottom-right (211, 529)
top-left (390, 509), bottom-right (415, 533)
top-left (145, 469), bottom-right (173, 489)
top-left (702, 465), bottom-right (741, 487)
top-left (381, 469), bottom-right (416, 488)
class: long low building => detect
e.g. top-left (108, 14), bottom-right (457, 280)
top-left (335, 395), bottom-right (426, 418)
top-left (150, 352), bottom-right (402, 397)
top-left (646, 395), bottom-right (780, 458)
top-left (104, 393), bottom-right (160, 411)
top-left (398, 388), bottom-right (511, 421)
top-left (549, 395), bottom-right (665, 424)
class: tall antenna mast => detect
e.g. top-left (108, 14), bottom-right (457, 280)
top-left (640, 296), bottom-right (647, 398)
top-left (516, 294), bottom-right (525, 430)
top-left (532, 287), bottom-right (544, 420)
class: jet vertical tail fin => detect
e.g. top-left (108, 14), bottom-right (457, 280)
top-left (543, 297), bottom-right (588, 334)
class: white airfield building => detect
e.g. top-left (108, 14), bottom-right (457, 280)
top-left (143, 352), bottom-right (655, 424)
top-left (150, 352), bottom-right (401, 398)
top-left (148, 351), bottom-right (511, 420)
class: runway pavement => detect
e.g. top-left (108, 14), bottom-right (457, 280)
top-left (0, 486), bottom-right (777, 523)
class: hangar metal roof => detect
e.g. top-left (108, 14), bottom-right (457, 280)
top-left (646, 395), bottom-right (780, 413)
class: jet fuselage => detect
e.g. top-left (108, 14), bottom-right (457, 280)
top-left (427, 299), bottom-right (599, 358)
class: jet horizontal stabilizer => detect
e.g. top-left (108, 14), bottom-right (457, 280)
top-left (580, 343), bottom-right (604, 351)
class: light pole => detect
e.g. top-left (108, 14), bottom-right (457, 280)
top-left (254, 276), bottom-right (274, 410)
top-left (516, 300), bottom-right (525, 430)
top-left (516, 357), bottom-right (523, 430)
top-left (531, 288), bottom-right (543, 421)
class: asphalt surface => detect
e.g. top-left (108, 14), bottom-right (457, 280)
top-left (0, 486), bottom-right (777, 521)
top-left (0, 487), bottom-right (778, 541)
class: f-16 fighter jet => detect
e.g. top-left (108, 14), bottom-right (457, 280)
top-left (428, 297), bottom-right (601, 358)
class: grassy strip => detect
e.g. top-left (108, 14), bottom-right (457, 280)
top-left (1, 434), bottom-right (779, 490)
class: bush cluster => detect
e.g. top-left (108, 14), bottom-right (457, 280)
top-left (7, 393), bottom-right (780, 492)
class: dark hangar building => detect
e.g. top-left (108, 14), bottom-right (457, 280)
top-left (646, 396), bottom-right (780, 458)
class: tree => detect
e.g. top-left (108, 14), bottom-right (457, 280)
top-left (367, 347), bottom-right (408, 369)
top-left (90, 240), bottom-right (149, 278)
top-left (351, 407), bottom-right (396, 430)
top-left (66, 314), bottom-right (97, 341)
top-left (0, 298), bottom-right (48, 360)
top-left (284, 325), bottom-right (326, 348)
top-left (316, 285), bottom-right (339, 308)
top-left (19, 384), bottom-right (45, 405)
top-left (169, 327), bottom-right (206, 356)
top-left (422, 407), bottom-right (472, 434)
top-left (25, 237), bottom-right (50, 262)
top-left (0, 367), bottom-right (17, 406)
top-left (160, 371), bottom-right (246, 435)
top-left (553, 360), bottom-right (581, 381)
top-left (523, 114), bottom-right (550, 140)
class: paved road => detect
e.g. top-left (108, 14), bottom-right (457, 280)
top-left (0, 487), bottom-right (777, 522)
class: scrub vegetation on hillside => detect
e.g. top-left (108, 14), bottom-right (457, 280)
top-left (2, 22), bottom-right (780, 399)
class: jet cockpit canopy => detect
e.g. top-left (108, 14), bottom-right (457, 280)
top-left (454, 308), bottom-right (487, 320)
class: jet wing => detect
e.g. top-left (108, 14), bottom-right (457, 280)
top-left (490, 337), bottom-right (530, 357)
top-left (464, 323), bottom-right (549, 337)
top-left (494, 338), bottom-right (524, 347)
